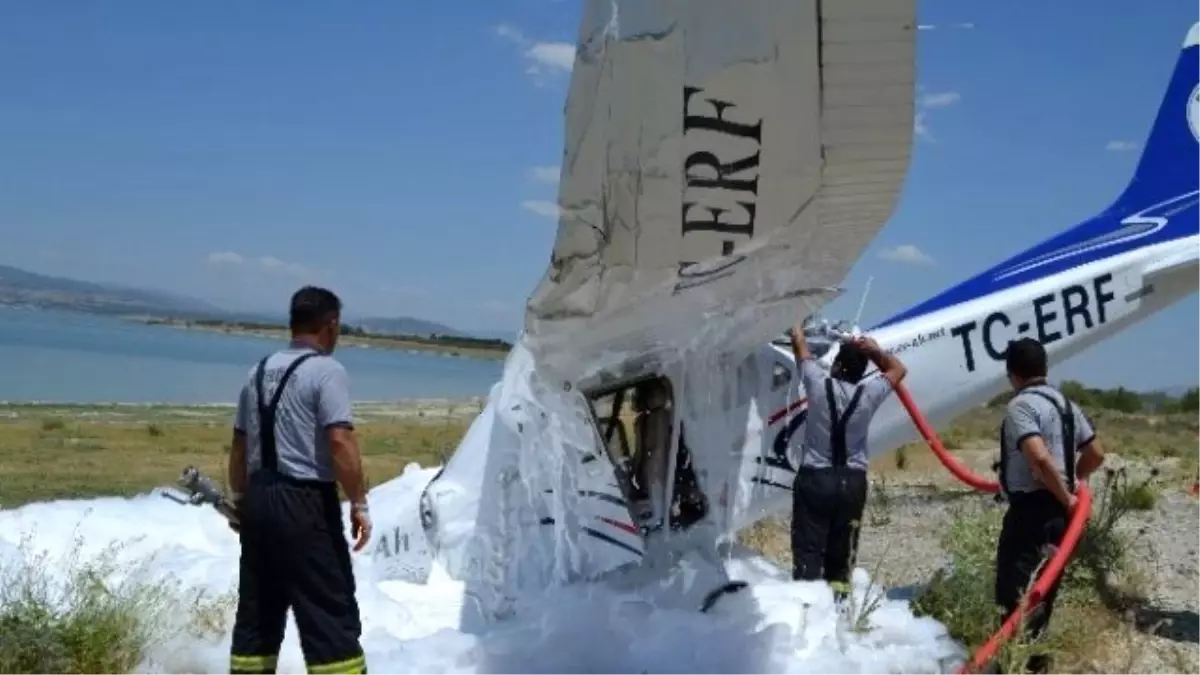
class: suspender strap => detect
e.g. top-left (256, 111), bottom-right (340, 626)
top-left (1027, 390), bottom-right (1078, 494)
top-left (254, 351), bottom-right (320, 472)
top-left (998, 387), bottom-right (1078, 497)
top-left (825, 378), bottom-right (866, 469)
top-left (998, 423), bottom-right (1009, 497)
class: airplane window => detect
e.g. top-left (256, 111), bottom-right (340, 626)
top-left (582, 375), bottom-right (709, 534)
top-left (772, 362), bottom-right (791, 390)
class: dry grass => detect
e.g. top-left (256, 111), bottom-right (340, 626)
top-left (1, 400), bottom-right (1194, 673)
top-left (0, 404), bottom-right (457, 672)
top-left (749, 404), bottom-right (1198, 674)
top-left (0, 404), bottom-right (473, 507)
top-left (0, 534), bottom-right (236, 673)
top-left (870, 404), bottom-right (1199, 485)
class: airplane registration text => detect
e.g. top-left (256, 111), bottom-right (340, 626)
top-left (949, 273), bottom-right (1117, 372)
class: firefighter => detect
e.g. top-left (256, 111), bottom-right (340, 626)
top-left (788, 326), bottom-right (907, 596)
top-left (995, 337), bottom-right (1105, 673)
top-left (227, 286), bottom-right (372, 675)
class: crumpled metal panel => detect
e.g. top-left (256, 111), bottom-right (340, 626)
top-left (523, 0), bottom-right (917, 382)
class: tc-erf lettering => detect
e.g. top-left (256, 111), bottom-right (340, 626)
top-left (950, 273), bottom-right (1117, 373)
top-left (675, 86), bottom-right (764, 292)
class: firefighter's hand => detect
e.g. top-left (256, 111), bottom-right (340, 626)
top-left (853, 336), bottom-right (882, 355)
top-left (227, 494), bottom-right (243, 534)
top-left (350, 502), bottom-right (372, 552)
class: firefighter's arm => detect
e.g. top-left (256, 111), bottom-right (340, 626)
top-left (1008, 398), bottom-right (1076, 509)
top-left (229, 384), bottom-right (250, 499)
top-left (1076, 439), bottom-right (1105, 482)
top-left (317, 362), bottom-right (368, 506)
top-left (1018, 434), bottom-right (1075, 509)
top-left (789, 324), bottom-right (812, 361)
top-left (229, 431), bottom-right (247, 498)
top-left (856, 337), bottom-right (907, 386)
top-left (328, 427), bottom-right (367, 505)
top-left (1072, 406), bottom-right (1105, 482)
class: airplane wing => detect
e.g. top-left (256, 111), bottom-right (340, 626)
top-left (523, 0), bottom-right (918, 381)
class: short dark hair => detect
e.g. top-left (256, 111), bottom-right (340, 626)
top-left (289, 286), bottom-right (342, 332)
top-left (1005, 337), bottom-right (1048, 379)
top-left (833, 342), bottom-right (869, 384)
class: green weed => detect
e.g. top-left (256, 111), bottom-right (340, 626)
top-left (0, 534), bottom-right (232, 673)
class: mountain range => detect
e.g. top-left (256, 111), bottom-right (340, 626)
top-left (0, 264), bottom-right (468, 338)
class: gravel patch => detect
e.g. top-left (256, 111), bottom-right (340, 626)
top-left (1115, 490), bottom-right (1200, 673)
top-left (744, 474), bottom-right (1200, 673)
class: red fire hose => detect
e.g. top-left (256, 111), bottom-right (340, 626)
top-left (891, 382), bottom-right (1093, 674)
top-left (893, 385), bottom-right (1000, 494)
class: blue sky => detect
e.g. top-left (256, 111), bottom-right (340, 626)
top-left (0, 1), bottom-right (1195, 390)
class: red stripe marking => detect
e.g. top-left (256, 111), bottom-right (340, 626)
top-left (600, 517), bottom-right (639, 535)
top-left (767, 397), bottom-right (808, 426)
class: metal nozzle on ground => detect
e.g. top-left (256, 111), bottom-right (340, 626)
top-left (157, 465), bottom-right (240, 529)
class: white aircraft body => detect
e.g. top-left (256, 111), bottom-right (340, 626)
top-left (362, 6), bottom-right (1199, 633)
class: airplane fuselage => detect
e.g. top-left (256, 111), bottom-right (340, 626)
top-left (720, 233), bottom-right (1198, 534)
top-left (367, 233), bottom-right (1198, 590)
top-left (365, 22), bottom-right (1199, 612)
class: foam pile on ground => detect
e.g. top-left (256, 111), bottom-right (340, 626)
top-left (0, 477), bottom-right (966, 674)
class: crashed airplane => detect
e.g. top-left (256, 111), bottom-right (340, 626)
top-left (166, 2), bottom-right (1199, 638)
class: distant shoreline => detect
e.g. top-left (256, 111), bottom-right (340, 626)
top-left (0, 398), bottom-right (487, 422)
top-left (124, 315), bottom-right (512, 361)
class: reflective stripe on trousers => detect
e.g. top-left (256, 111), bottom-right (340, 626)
top-left (229, 652), bottom-right (366, 674)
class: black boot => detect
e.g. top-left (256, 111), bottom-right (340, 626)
top-left (1025, 652), bottom-right (1052, 674)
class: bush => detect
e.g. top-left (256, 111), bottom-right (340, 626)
top-left (911, 502), bottom-right (1005, 650)
top-left (1179, 388), bottom-right (1199, 412)
top-left (0, 535), bottom-right (233, 674)
top-left (912, 469), bottom-right (1149, 673)
top-left (1060, 381), bottom-right (1144, 414)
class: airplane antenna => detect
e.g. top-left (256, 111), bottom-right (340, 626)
top-left (851, 276), bottom-right (874, 330)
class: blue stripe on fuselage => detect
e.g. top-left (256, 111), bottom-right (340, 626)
top-left (873, 194), bottom-right (1198, 329)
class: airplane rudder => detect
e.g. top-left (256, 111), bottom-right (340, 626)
top-left (1126, 22), bottom-right (1199, 201)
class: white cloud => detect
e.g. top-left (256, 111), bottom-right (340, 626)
top-left (879, 244), bottom-right (935, 265)
top-left (206, 251), bottom-right (244, 265)
top-left (913, 89), bottom-right (961, 142)
top-left (1105, 140), bottom-right (1140, 152)
top-left (495, 22), bottom-right (574, 81)
top-left (258, 256), bottom-right (309, 276)
top-left (528, 165), bottom-right (561, 184)
top-left (526, 42), bottom-right (574, 73)
top-left (205, 250), bottom-right (313, 276)
top-left (494, 23), bottom-right (524, 43)
top-left (920, 91), bottom-right (961, 108)
top-left (917, 22), bottom-right (975, 31)
top-left (521, 200), bottom-right (561, 219)
top-left (914, 111), bottom-right (930, 140)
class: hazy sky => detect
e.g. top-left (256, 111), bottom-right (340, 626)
top-left (0, 1), bottom-right (1196, 389)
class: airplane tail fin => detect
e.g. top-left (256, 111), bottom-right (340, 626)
top-left (874, 23), bottom-right (1199, 329)
top-left (1118, 23), bottom-right (1199, 208)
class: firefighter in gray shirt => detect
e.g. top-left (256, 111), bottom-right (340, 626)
top-left (227, 286), bottom-right (372, 675)
top-left (788, 326), bottom-right (907, 596)
top-left (995, 338), bottom-right (1105, 673)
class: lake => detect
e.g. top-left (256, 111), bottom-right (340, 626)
top-left (0, 308), bottom-right (505, 404)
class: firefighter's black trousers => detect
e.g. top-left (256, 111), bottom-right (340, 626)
top-left (230, 471), bottom-right (365, 675)
top-left (790, 467), bottom-right (868, 587)
top-left (995, 490), bottom-right (1069, 652)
